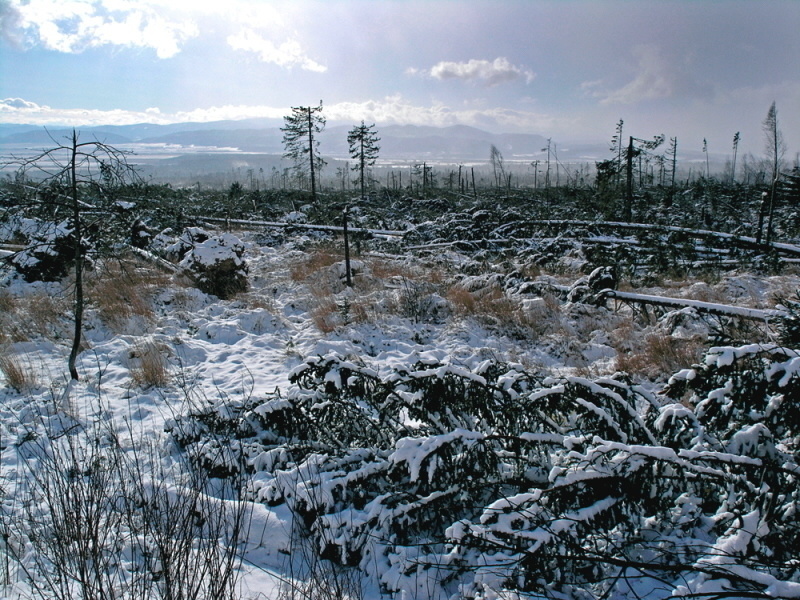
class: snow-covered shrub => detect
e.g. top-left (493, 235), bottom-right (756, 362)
top-left (149, 227), bottom-right (178, 254)
top-left (775, 292), bottom-right (800, 346)
top-left (167, 228), bottom-right (249, 299)
top-left (566, 265), bottom-right (617, 304)
top-left (173, 344), bottom-right (800, 599)
top-left (129, 218), bottom-right (153, 249)
top-left (8, 219), bottom-right (83, 282)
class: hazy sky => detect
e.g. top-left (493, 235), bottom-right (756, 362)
top-left (1, 0), bottom-right (798, 156)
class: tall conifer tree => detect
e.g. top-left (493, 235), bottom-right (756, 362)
top-left (282, 101), bottom-right (326, 202)
top-left (347, 121), bottom-right (380, 199)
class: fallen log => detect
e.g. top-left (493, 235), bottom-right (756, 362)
top-left (599, 289), bottom-right (786, 322)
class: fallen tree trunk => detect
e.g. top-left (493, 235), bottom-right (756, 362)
top-left (600, 289), bottom-right (786, 322)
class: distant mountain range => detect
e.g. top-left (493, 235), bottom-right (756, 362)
top-left (0, 120), bottom-right (607, 162)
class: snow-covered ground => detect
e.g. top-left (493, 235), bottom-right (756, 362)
top-left (1, 227), bottom-right (797, 599)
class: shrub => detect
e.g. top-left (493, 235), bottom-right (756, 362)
top-left (7, 400), bottom-right (251, 600)
top-left (9, 220), bottom-right (84, 283)
top-left (171, 228), bottom-right (249, 299)
top-left (176, 346), bottom-right (800, 599)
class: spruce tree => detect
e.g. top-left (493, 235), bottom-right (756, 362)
top-left (347, 121), bottom-right (380, 200)
top-left (281, 101), bottom-right (326, 202)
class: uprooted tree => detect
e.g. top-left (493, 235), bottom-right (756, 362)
top-left (2, 129), bottom-right (140, 379)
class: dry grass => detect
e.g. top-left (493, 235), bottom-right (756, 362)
top-left (0, 287), bottom-right (71, 343)
top-left (308, 287), bottom-right (377, 333)
top-left (683, 281), bottom-right (728, 304)
top-left (88, 261), bottom-right (166, 333)
top-left (309, 295), bottom-right (339, 334)
top-left (446, 286), bottom-right (479, 314)
top-left (0, 291), bottom-right (17, 344)
top-left (365, 257), bottom-right (415, 281)
top-left (0, 289), bottom-right (15, 313)
top-left (0, 350), bottom-right (37, 392)
top-left (26, 292), bottom-right (70, 339)
top-left (448, 284), bottom-right (516, 323)
top-left (614, 333), bottom-right (705, 379)
top-left (129, 341), bottom-right (171, 388)
top-left (237, 291), bottom-right (278, 312)
top-left (289, 247), bottom-right (343, 282)
top-left (766, 279), bottom-right (800, 308)
top-left (447, 283), bottom-right (569, 339)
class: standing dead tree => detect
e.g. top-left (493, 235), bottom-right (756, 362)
top-left (2, 129), bottom-right (140, 379)
top-left (624, 133), bottom-right (665, 222)
top-left (759, 101), bottom-right (786, 244)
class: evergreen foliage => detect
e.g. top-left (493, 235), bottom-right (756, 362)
top-left (176, 343), bottom-right (800, 599)
top-left (281, 102), bottom-right (326, 203)
top-left (347, 121), bottom-right (380, 200)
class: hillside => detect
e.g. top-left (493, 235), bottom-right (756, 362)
top-left (0, 120), bottom-right (598, 162)
top-left (1, 162), bottom-right (800, 598)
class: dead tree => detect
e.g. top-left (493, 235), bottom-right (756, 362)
top-left (3, 129), bottom-right (139, 379)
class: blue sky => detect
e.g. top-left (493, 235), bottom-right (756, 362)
top-left (1, 0), bottom-right (798, 156)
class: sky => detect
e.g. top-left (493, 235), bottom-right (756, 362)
top-left (0, 0), bottom-right (798, 157)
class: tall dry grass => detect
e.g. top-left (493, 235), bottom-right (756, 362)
top-left (129, 341), bottom-right (170, 388)
top-left (87, 260), bottom-right (166, 333)
top-left (0, 349), bottom-right (37, 392)
top-left (289, 246), bottom-right (343, 283)
top-left (613, 331), bottom-right (705, 379)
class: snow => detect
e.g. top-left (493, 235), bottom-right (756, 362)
top-left (606, 289), bottom-right (787, 321)
top-left (2, 224), bottom-right (800, 600)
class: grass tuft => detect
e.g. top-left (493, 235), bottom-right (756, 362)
top-left (88, 260), bottom-right (163, 333)
top-left (129, 341), bottom-right (170, 388)
top-left (614, 333), bottom-right (704, 380)
top-left (0, 350), bottom-right (37, 392)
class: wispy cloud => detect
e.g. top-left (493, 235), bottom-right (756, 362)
top-left (413, 57), bottom-right (535, 87)
top-left (5, 0), bottom-right (198, 58)
top-left (585, 44), bottom-right (709, 105)
top-left (226, 28), bottom-right (326, 72)
top-left (0, 95), bottom-right (559, 133)
top-left (327, 95), bottom-right (555, 131)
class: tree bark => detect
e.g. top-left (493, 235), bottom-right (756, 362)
top-left (68, 130), bottom-right (83, 380)
top-left (625, 136), bottom-right (634, 222)
top-left (343, 208), bottom-right (352, 288)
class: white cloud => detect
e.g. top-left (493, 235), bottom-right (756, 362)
top-left (174, 104), bottom-right (287, 122)
top-left (227, 28), bottom-right (326, 72)
top-left (0, 97), bottom-right (44, 110)
top-left (326, 95), bottom-right (557, 132)
top-left (0, 98), bottom-right (285, 126)
top-left (0, 95), bottom-right (560, 134)
top-left (587, 44), bottom-right (708, 105)
top-left (7, 0), bottom-right (198, 58)
top-left (423, 57), bottom-right (535, 86)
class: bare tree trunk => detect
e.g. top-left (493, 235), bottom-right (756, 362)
top-left (360, 137), bottom-right (366, 199)
top-left (625, 136), bottom-right (634, 223)
top-left (343, 207), bottom-right (352, 288)
top-left (307, 110), bottom-right (317, 202)
top-left (766, 179), bottom-right (778, 245)
top-left (68, 130), bottom-right (82, 381)
top-left (756, 191), bottom-right (768, 244)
